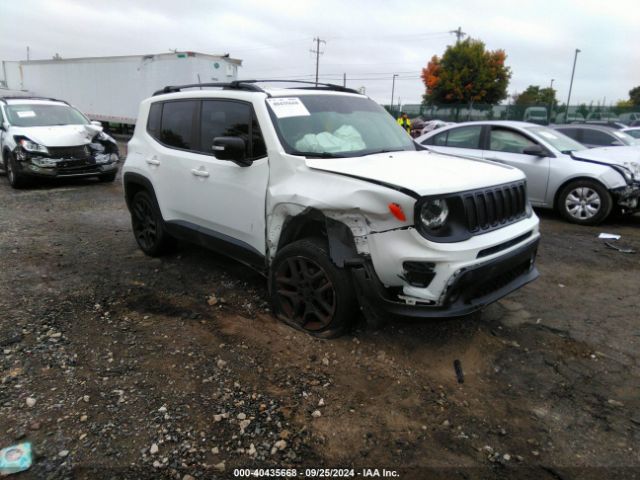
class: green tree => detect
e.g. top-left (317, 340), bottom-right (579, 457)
top-left (629, 86), bottom-right (640, 106)
top-left (514, 85), bottom-right (557, 106)
top-left (421, 38), bottom-right (511, 110)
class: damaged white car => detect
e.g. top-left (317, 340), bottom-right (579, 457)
top-left (0, 96), bottom-right (119, 188)
top-left (123, 81), bottom-right (540, 337)
top-left (417, 121), bottom-right (640, 225)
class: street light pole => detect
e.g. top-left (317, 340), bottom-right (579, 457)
top-left (565, 49), bottom-right (581, 121)
top-left (390, 74), bottom-right (398, 116)
top-left (548, 78), bottom-right (555, 123)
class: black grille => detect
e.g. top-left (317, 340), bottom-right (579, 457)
top-left (463, 182), bottom-right (527, 233)
top-left (48, 145), bottom-right (91, 160)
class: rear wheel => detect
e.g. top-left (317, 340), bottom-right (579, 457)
top-left (270, 238), bottom-right (357, 338)
top-left (557, 179), bottom-right (612, 225)
top-left (130, 190), bottom-right (175, 256)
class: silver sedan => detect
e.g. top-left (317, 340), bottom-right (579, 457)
top-left (416, 121), bottom-right (640, 225)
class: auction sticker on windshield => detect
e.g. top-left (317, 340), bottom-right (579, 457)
top-left (16, 111), bottom-right (36, 118)
top-left (267, 97), bottom-right (310, 118)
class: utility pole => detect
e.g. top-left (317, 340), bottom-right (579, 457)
top-left (343, 73), bottom-right (346, 87)
top-left (391, 74), bottom-right (398, 116)
top-left (565, 48), bottom-right (581, 121)
top-left (26, 46), bottom-right (30, 61)
top-left (449, 26), bottom-right (466, 43)
top-left (548, 78), bottom-right (555, 123)
top-left (310, 37), bottom-right (326, 86)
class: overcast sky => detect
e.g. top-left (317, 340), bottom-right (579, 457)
top-left (1, 0), bottom-right (639, 107)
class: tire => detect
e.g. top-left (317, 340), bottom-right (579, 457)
top-left (5, 153), bottom-right (28, 189)
top-left (99, 172), bottom-right (117, 183)
top-left (130, 190), bottom-right (175, 256)
top-left (269, 237), bottom-right (357, 338)
top-left (557, 179), bottom-right (612, 225)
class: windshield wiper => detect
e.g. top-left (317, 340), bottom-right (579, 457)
top-left (362, 148), bottom-right (406, 156)
top-left (290, 150), bottom-right (346, 158)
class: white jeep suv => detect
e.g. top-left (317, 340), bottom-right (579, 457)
top-left (123, 81), bottom-right (540, 337)
top-left (0, 96), bottom-right (120, 188)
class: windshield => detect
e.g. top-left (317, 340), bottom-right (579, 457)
top-left (5, 103), bottom-right (89, 127)
top-left (612, 130), bottom-right (640, 146)
top-left (525, 126), bottom-right (586, 154)
top-left (266, 95), bottom-right (415, 158)
top-left (625, 129), bottom-right (640, 139)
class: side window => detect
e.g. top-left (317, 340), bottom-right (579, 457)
top-left (160, 100), bottom-right (197, 150)
top-left (146, 102), bottom-right (162, 140)
top-left (582, 129), bottom-right (616, 146)
top-left (489, 128), bottom-right (536, 154)
top-left (198, 100), bottom-right (266, 160)
top-left (444, 126), bottom-right (482, 149)
top-left (428, 131), bottom-right (448, 146)
top-left (557, 128), bottom-right (579, 141)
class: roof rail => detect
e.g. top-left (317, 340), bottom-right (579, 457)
top-left (152, 81), bottom-right (266, 96)
top-left (240, 79), bottom-right (362, 95)
top-left (152, 79), bottom-right (362, 97)
top-left (0, 95), bottom-right (69, 104)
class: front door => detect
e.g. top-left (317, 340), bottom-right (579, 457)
top-left (482, 126), bottom-right (550, 205)
top-left (175, 99), bottom-right (269, 256)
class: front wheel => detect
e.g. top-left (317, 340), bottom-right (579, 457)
top-left (99, 172), bottom-right (117, 183)
top-left (557, 180), bottom-right (612, 225)
top-left (5, 153), bottom-right (28, 188)
top-left (269, 238), bottom-right (357, 338)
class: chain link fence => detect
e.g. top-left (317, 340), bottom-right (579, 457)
top-left (385, 104), bottom-right (640, 126)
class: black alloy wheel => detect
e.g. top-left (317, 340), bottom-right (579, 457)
top-left (270, 238), bottom-right (357, 338)
top-left (274, 256), bottom-right (337, 331)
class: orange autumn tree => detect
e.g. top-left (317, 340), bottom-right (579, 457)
top-left (421, 39), bottom-right (511, 109)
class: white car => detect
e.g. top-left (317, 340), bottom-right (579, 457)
top-left (622, 127), bottom-right (640, 140)
top-left (0, 96), bottom-right (119, 188)
top-left (416, 121), bottom-right (640, 225)
top-left (123, 81), bottom-right (540, 337)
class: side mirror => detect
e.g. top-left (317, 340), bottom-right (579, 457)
top-left (522, 144), bottom-right (549, 157)
top-left (91, 120), bottom-right (102, 127)
top-left (212, 136), bottom-right (252, 167)
top-left (610, 140), bottom-right (623, 146)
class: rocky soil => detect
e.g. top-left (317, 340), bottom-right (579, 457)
top-left (1, 145), bottom-right (639, 479)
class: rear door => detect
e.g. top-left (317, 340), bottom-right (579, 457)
top-left (420, 124), bottom-right (484, 159)
top-left (482, 126), bottom-right (550, 204)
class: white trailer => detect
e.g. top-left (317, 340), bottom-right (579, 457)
top-left (1, 52), bottom-right (242, 125)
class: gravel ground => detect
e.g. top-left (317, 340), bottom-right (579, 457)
top-left (1, 145), bottom-right (639, 479)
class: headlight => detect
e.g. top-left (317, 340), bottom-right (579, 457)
top-left (618, 166), bottom-right (634, 183)
top-left (624, 162), bottom-right (640, 179)
top-left (19, 139), bottom-right (49, 154)
top-left (419, 199), bottom-right (449, 230)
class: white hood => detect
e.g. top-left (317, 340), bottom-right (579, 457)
top-left (572, 146), bottom-right (640, 178)
top-left (305, 150), bottom-right (525, 196)
top-left (572, 146), bottom-right (640, 166)
top-left (11, 124), bottom-right (102, 147)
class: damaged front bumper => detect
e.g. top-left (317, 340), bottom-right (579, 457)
top-left (612, 183), bottom-right (640, 212)
top-left (352, 237), bottom-right (539, 319)
top-left (14, 147), bottom-right (119, 178)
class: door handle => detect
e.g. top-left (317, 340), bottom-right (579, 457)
top-left (146, 158), bottom-right (160, 166)
top-left (191, 168), bottom-right (210, 178)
